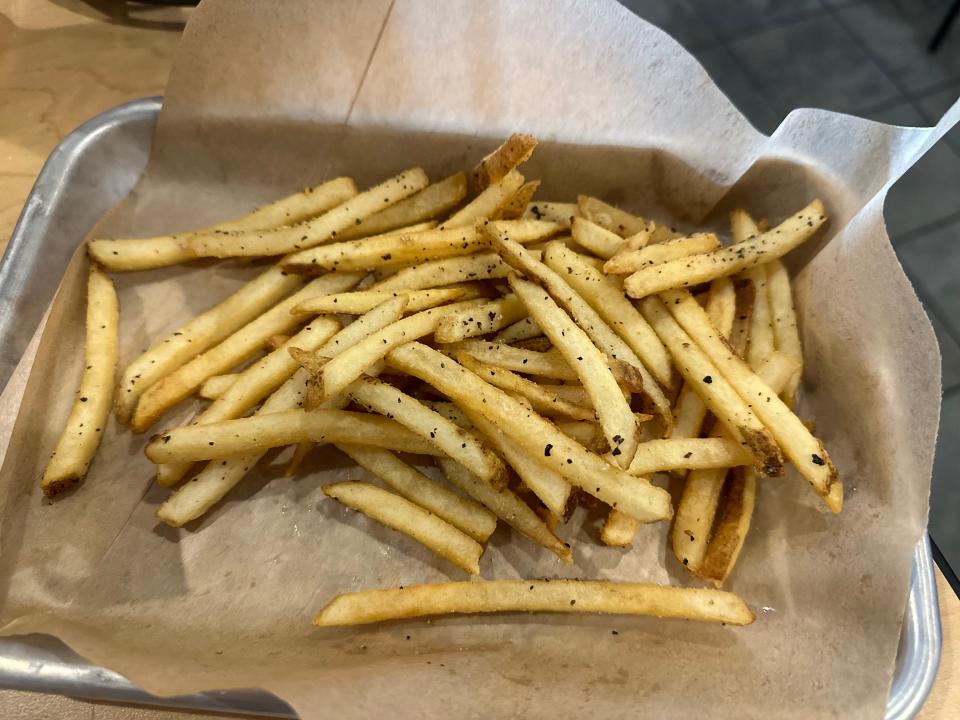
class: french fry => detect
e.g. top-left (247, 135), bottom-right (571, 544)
top-left (493, 316), bottom-right (542, 343)
top-left (603, 233), bottom-right (721, 274)
top-left (187, 169), bottom-right (429, 258)
top-left (283, 219), bottom-right (560, 274)
top-left (387, 343), bottom-right (672, 523)
top-left (323, 482), bottom-right (483, 574)
top-left (766, 259), bottom-right (803, 406)
top-left (146, 409), bottom-right (442, 464)
top-left (313, 580), bottom-right (754, 626)
top-left (697, 468), bottom-right (757, 587)
top-left (577, 196), bottom-right (650, 237)
top-left (337, 173), bottom-right (467, 240)
top-left (317, 300), bottom-right (480, 402)
top-left (729, 278), bottom-right (756, 358)
top-left (600, 420), bottom-right (663, 547)
top-left (626, 438), bottom-right (751, 475)
top-left (661, 289), bottom-right (841, 510)
top-left (538, 383), bottom-right (592, 408)
top-left (370, 251), bottom-right (536, 292)
top-left (523, 201), bottom-right (576, 226)
top-left (87, 177), bottom-right (357, 271)
top-left (115, 265), bottom-right (303, 423)
top-left (493, 180), bottom-right (541, 220)
top-left (671, 350), bottom-right (799, 572)
top-left (155, 317), bottom-right (340, 487)
top-left (507, 274), bottom-right (639, 465)
top-left (463, 407), bottom-right (574, 518)
top-left (468, 133), bottom-right (538, 194)
top-left (542, 241), bottom-right (674, 389)
top-left (338, 445), bottom-right (495, 542)
top-left (456, 354), bottom-right (596, 421)
top-left (437, 458), bottom-right (572, 562)
top-left (449, 341), bottom-right (578, 380)
top-left (623, 200), bottom-right (827, 298)
top-left (732, 212), bottom-right (774, 373)
top-left (346, 377), bottom-right (507, 487)
top-left (640, 296), bottom-right (783, 477)
top-left (131, 272), bottom-right (363, 431)
top-left (570, 217), bottom-right (627, 259)
top-left (443, 170), bottom-right (525, 229)
top-left (435, 295), bottom-right (527, 343)
top-left (197, 373), bottom-right (239, 400)
top-left (291, 287), bottom-right (477, 316)
top-left (41, 267), bottom-right (119, 498)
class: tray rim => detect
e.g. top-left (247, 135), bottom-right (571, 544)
top-left (0, 97), bottom-right (943, 719)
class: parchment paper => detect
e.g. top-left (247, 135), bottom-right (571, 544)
top-left (2, 1), bottom-right (958, 717)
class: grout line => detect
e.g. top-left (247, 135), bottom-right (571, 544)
top-left (344, 0), bottom-right (396, 124)
top-left (894, 209), bottom-right (960, 247)
top-left (943, 383), bottom-right (960, 400)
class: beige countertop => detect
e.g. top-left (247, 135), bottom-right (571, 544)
top-left (0, 2), bottom-right (956, 719)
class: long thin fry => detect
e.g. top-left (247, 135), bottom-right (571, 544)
top-left (370, 252), bottom-right (533, 292)
top-left (577, 196), bottom-right (650, 237)
top-left (570, 217), bottom-right (628, 259)
top-left (766, 259), bottom-right (803, 406)
top-left (187, 169), bottom-right (429, 258)
top-left (494, 180), bottom-right (541, 220)
top-left (623, 201), bottom-right (827, 298)
top-left (468, 133), bottom-right (538, 194)
top-left (626, 438), bottom-right (751, 475)
top-left (697, 467), bottom-right (757, 587)
top-left (291, 287), bottom-right (477, 316)
top-left (493, 316), bottom-right (542, 343)
top-left (449, 341), bottom-right (578, 380)
top-left (131, 272), bottom-right (363, 431)
top-left (744, 263), bottom-right (774, 372)
top-left (41, 267), bottom-right (118, 498)
top-left (442, 170), bottom-right (525, 229)
top-left (603, 233), bottom-right (721, 274)
top-left (116, 265), bottom-right (303, 423)
top-left (88, 177), bottom-right (357, 271)
top-left (323, 482), bottom-right (483, 575)
top-left (523, 201), bottom-right (576, 226)
top-left (313, 580), bottom-right (754, 626)
top-left (198, 373), bottom-right (239, 400)
top-left (435, 295), bottom-right (527, 343)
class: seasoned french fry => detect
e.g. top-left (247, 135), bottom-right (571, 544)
top-left (766, 259), bottom-right (803, 406)
top-left (155, 317), bottom-right (340, 487)
top-left (370, 252), bottom-right (535, 292)
top-left (346, 377), bottom-right (506, 487)
top-left (283, 219), bottom-right (560, 274)
top-left (626, 438), bottom-right (751, 475)
top-left (197, 373), bottom-right (239, 400)
top-left (449, 341), bottom-right (578, 380)
top-left (640, 296), bottom-right (783, 477)
top-left (661, 289), bottom-right (841, 510)
top-left (570, 217), bottom-right (627, 259)
top-left (494, 180), bottom-right (541, 220)
top-left (603, 233), bottom-right (721, 274)
top-left (323, 482), bottom-right (483, 574)
top-left (387, 343), bottom-right (672, 523)
top-left (456, 354), bottom-right (596, 421)
top-left (131, 272), bottom-right (363, 431)
top-left (729, 277), bottom-right (756, 358)
top-left (338, 173), bottom-right (467, 240)
top-left (313, 580), bottom-right (754, 626)
top-left (187, 169), bottom-right (429, 258)
top-left (507, 275), bottom-right (639, 465)
top-left (697, 467), bottom-right (756, 586)
top-left (522, 201), bottom-right (576, 226)
top-left (116, 265), bottom-right (303, 424)
top-left (600, 419), bottom-right (665, 547)
top-left (442, 170), bottom-right (525, 229)
top-left (41, 267), bottom-right (119, 498)
top-left (317, 300), bottom-right (480, 402)
top-left (146, 409), bottom-right (442, 464)
top-left (437, 458), bottom-right (572, 562)
top-left (338, 445), bottom-right (495, 542)
top-left (468, 133), bottom-right (538, 194)
top-left (87, 177), bottom-right (357, 271)
top-left (291, 287), bottom-right (476, 316)
top-left (623, 201), bottom-right (827, 298)
top-left (577, 196), bottom-right (649, 237)
top-left (493, 316), bottom-right (542, 343)
top-left (542, 241), bottom-right (674, 389)
top-left (435, 295), bottom-right (527, 343)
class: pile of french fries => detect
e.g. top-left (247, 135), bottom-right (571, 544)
top-left (43, 134), bottom-right (841, 629)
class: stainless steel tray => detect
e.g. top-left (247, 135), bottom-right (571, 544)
top-left (0, 98), bottom-right (943, 719)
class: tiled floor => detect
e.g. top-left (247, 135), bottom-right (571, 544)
top-left (622, 0), bottom-right (960, 579)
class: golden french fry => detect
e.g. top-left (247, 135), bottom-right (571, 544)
top-left (493, 317), bottom-right (542, 343)
top-left (370, 251), bottom-right (536, 292)
top-left (131, 272), bottom-right (363, 432)
top-left (449, 340), bottom-right (578, 380)
top-left (443, 170), bottom-right (525, 229)
top-left (346, 376), bottom-right (506, 487)
top-left (730, 211), bottom-right (773, 374)
top-left (623, 201), bottom-right (827, 298)
top-left (338, 173), bottom-right (467, 240)
top-left (577, 196), bottom-right (649, 237)
top-left (41, 267), bottom-right (118, 498)
top-left (197, 373), bottom-right (239, 400)
top-left (603, 233), bottom-right (721, 274)
top-left (766, 259), bottom-right (803, 406)
top-left (323, 482), bottom-right (483, 574)
top-left (468, 133), bottom-right (538, 194)
top-left (522, 201), bottom-right (576, 226)
top-left (87, 177), bottom-right (357, 271)
top-left (697, 468), bottom-right (757, 587)
top-left (338, 445), bottom-right (495, 542)
top-left (437, 458), bottom-right (572, 562)
top-left (435, 295), bottom-right (527, 343)
top-left (570, 217), bottom-right (627, 259)
top-left (387, 343), bottom-right (672, 523)
top-left (627, 438), bottom-right (751, 475)
top-left (187, 169), bottom-right (429, 258)
top-left (729, 277), bottom-right (756, 358)
top-left (662, 288), bottom-right (840, 510)
top-left (313, 580), bottom-right (754, 626)
top-left (146, 408), bottom-right (442, 464)
top-left (116, 265), bottom-right (303, 424)
top-left (640, 296), bottom-right (783, 477)
top-left (493, 180), bottom-right (541, 220)
top-left (291, 287), bottom-right (476, 316)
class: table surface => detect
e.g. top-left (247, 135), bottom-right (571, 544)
top-left (0, 2), bottom-right (957, 719)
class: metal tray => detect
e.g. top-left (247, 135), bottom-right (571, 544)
top-left (0, 98), bottom-right (943, 719)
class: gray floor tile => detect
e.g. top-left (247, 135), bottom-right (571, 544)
top-left (694, 46), bottom-right (783, 134)
top-left (884, 142), bottom-right (960, 236)
top-left (897, 221), bottom-right (960, 337)
top-left (929, 310), bottom-right (960, 391)
top-left (864, 100), bottom-right (928, 126)
top-left (727, 15), bottom-right (902, 116)
top-left (915, 84), bottom-right (960, 152)
top-left (835, 0), bottom-right (960, 96)
top-left (686, 0), bottom-right (823, 39)
top-left (930, 389), bottom-right (960, 569)
top-left (617, 0), bottom-right (718, 50)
